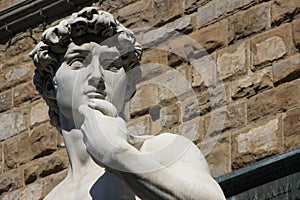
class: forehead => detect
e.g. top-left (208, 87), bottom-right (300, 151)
top-left (64, 42), bottom-right (120, 58)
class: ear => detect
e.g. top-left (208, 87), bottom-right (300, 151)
top-left (43, 75), bottom-right (56, 100)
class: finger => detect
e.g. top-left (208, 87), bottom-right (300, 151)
top-left (78, 104), bottom-right (91, 116)
top-left (88, 99), bottom-right (118, 117)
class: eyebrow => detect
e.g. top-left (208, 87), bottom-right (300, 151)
top-left (64, 49), bottom-right (91, 62)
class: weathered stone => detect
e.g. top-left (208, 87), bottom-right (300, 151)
top-left (247, 79), bottom-right (300, 122)
top-left (217, 42), bottom-right (247, 80)
top-left (191, 54), bottom-right (217, 88)
top-left (283, 107), bottom-right (300, 138)
top-left (250, 23), bottom-right (292, 70)
top-left (252, 36), bottom-right (287, 66)
top-left (271, 0), bottom-right (300, 26)
top-left (228, 3), bottom-right (270, 43)
top-left (197, 0), bottom-right (256, 28)
top-left (153, 0), bottom-right (183, 26)
top-left (232, 117), bottom-right (282, 169)
top-left (178, 117), bottom-right (202, 142)
top-left (30, 101), bottom-right (49, 127)
top-left (230, 67), bottom-right (273, 99)
top-left (201, 134), bottom-right (231, 177)
top-left (127, 115), bottom-right (151, 136)
top-left (204, 101), bottom-right (246, 137)
top-left (13, 81), bottom-right (36, 106)
top-left (160, 103), bottom-right (180, 128)
top-left (141, 49), bottom-right (168, 66)
top-left (118, 0), bottom-right (153, 28)
top-left (292, 17), bottom-right (300, 50)
top-left (139, 63), bottom-right (170, 82)
top-left (97, 0), bottom-right (137, 14)
top-left (0, 111), bottom-right (27, 141)
top-left (190, 20), bottom-right (227, 53)
top-left (0, 90), bottom-right (12, 112)
top-left (165, 17), bottom-right (191, 33)
top-left (30, 122), bottom-right (58, 159)
top-left (0, 169), bottom-right (23, 195)
top-left (4, 34), bottom-right (35, 58)
top-left (2, 182), bottom-right (43, 200)
top-left (129, 84), bottom-right (159, 116)
top-left (184, 0), bottom-right (210, 14)
top-left (284, 132), bottom-right (300, 151)
top-left (273, 54), bottom-right (300, 85)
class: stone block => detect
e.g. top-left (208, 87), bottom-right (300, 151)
top-left (292, 17), bottom-right (300, 50)
top-left (118, 0), bottom-right (154, 28)
top-left (217, 42), bottom-right (247, 81)
top-left (141, 49), bottom-right (168, 66)
top-left (201, 134), bottom-right (231, 177)
top-left (153, 0), bottom-right (183, 26)
top-left (273, 54), bottom-right (300, 85)
top-left (0, 110), bottom-right (27, 141)
top-left (191, 54), bottom-right (218, 88)
top-left (178, 117), bottom-right (203, 142)
top-left (13, 81), bottom-right (37, 106)
top-left (230, 67), bottom-right (273, 99)
top-left (204, 101), bottom-right (246, 138)
top-left (160, 103), bottom-right (180, 128)
top-left (247, 79), bottom-right (300, 122)
top-left (283, 107), bottom-right (300, 138)
top-left (30, 101), bottom-right (49, 127)
top-left (232, 117), bottom-right (283, 169)
top-left (190, 20), bottom-right (227, 53)
top-left (127, 115), bottom-right (152, 136)
top-left (3, 131), bottom-right (32, 168)
top-left (29, 122), bottom-right (58, 159)
top-left (0, 65), bottom-right (33, 91)
top-left (2, 183), bottom-right (43, 200)
top-left (165, 16), bottom-right (191, 33)
top-left (0, 169), bottom-right (23, 196)
top-left (228, 3), bottom-right (270, 43)
top-left (4, 34), bottom-right (35, 58)
top-left (97, 0), bottom-right (138, 14)
top-left (250, 24), bottom-right (292, 69)
top-left (0, 89), bottom-right (12, 112)
top-left (271, 0), bottom-right (300, 26)
top-left (129, 84), bottom-right (159, 116)
top-left (181, 93), bottom-right (201, 121)
top-left (184, 0), bottom-right (210, 14)
top-left (139, 63), bottom-right (170, 82)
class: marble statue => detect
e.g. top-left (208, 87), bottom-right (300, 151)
top-left (30, 7), bottom-right (226, 200)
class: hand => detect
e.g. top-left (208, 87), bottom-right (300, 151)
top-left (79, 99), bottom-right (133, 166)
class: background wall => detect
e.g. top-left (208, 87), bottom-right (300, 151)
top-left (0, 0), bottom-right (299, 199)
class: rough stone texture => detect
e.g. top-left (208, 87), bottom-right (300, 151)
top-left (2, 183), bottom-right (43, 200)
top-left (184, 0), bottom-right (209, 14)
top-left (153, 0), bottom-right (183, 26)
top-left (271, 0), bottom-right (300, 26)
top-left (13, 81), bottom-right (36, 106)
top-left (228, 3), bottom-right (270, 43)
top-left (247, 79), bottom-right (300, 122)
top-left (117, 0), bottom-right (154, 28)
top-left (160, 103), bottom-right (180, 128)
top-left (127, 115), bottom-right (152, 136)
top-left (204, 101), bottom-right (246, 138)
top-left (217, 42), bottom-right (247, 81)
top-left (292, 17), bottom-right (300, 50)
top-left (230, 67), bottom-right (273, 99)
top-left (0, 90), bottom-right (12, 112)
top-left (201, 134), bottom-right (231, 177)
top-left (190, 20), bottom-right (227, 53)
top-left (283, 107), bottom-right (300, 150)
top-left (178, 116), bottom-right (202, 142)
top-left (0, 110), bottom-right (27, 141)
top-left (141, 49), bottom-right (168, 66)
top-left (30, 101), bottom-right (49, 127)
top-left (0, 169), bottom-right (23, 196)
top-left (232, 117), bottom-right (283, 169)
top-left (29, 122), bottom-right (58, 159)
top-left (250, 24), bottom-right (292, 69)
top-left (273, 54), bottom-right (300, 86)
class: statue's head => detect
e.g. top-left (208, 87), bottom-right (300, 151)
top-left (30, 7), bottom-right (142, 129)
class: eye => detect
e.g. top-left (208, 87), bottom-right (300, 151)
top-left (68, 58), bottom-right (85, 70)
top-left (105, 61), bottom-right (121, 72)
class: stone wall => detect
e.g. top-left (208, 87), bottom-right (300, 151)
top-left (0, 0), bottom-right (299, 199)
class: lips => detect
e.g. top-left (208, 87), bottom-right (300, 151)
top-left (86, 91), bottom-right (106, 99)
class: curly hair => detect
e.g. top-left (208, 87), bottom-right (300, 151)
top-left (30, 7), bottom-right (142, 130)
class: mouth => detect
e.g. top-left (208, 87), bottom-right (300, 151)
top-left (86, 91), bottom-right (106, 99)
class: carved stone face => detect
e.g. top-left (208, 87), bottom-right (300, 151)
top-left (54, 41), bottom-right (128, 124)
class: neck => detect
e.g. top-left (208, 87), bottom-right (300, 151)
top-left (60, 115), bottom-right (99, 179)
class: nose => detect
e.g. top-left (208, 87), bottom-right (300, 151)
top-left (88, 58), bottom-right (104, 87)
